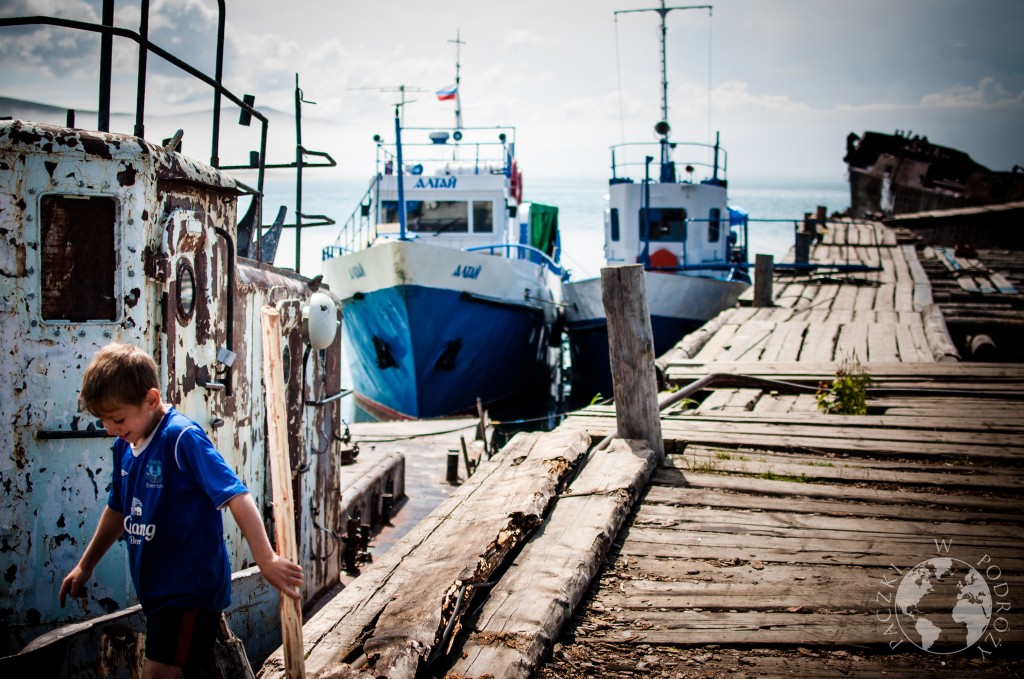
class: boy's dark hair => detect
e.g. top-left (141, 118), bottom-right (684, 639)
top-left (80, 343), bottom-right (160, 415)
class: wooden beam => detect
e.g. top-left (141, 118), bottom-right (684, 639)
top-left (451, 439), bottom-right (658, 679)
top-left (260, 305), bottom-right (305, 679)
top-left (602, 265), bottom-right (663, 456)
top-left (259, 429), bottom-right (592, 678)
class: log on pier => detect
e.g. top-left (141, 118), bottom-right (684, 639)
top-left (259, 428), bottom-right (591, 678)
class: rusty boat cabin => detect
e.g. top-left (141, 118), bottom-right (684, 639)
top-left (0, 118), bottom-right (353, 669)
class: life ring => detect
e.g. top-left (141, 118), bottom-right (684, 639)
top-left (515, 167), bottom-right (524, 204)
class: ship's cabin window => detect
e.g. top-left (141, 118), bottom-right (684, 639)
top-left (40, 194), bottom-right (117, 321)
top-left (708, 208), bottom-right (721, 243)
top-left (609, 208), bottom-right (620, 242)
top-left (384, 200), bottom-right (469, 233)
top-left (473, 201), bottom-right (493, 233)
top-left (640, 207), bottom-right (687, 242)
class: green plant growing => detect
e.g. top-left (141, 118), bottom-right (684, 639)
top-left (816, 353), bottom-right (872, 415)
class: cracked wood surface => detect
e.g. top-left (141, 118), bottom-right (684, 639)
top-left (258, 428), bottom-right (591, 679)
top-left (449, 439), bottom-right (659, 678)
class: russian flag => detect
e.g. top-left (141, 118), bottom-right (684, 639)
top-left (436, 85), bottom-right (458, 101)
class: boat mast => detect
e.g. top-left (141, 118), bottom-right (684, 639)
top-left (449, 30), bottom-right (465, 130)
top-left (614, 2), bottom-right (712, 180)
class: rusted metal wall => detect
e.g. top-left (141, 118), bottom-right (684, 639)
top-left (0, 121), bottom-right (347, 656)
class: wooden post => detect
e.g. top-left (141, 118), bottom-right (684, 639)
top-left (753, 254), bottom-right (774, 307)
top-left (260, 306), bottom-right (305, 679)
top-left (601, 265), bottom-right (664, 457)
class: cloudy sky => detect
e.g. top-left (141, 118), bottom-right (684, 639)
top-left (2, 0), bottom-right (1022, 181)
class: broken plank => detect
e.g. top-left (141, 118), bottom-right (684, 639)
top-left (450, 439), bottom-right (658, 679)
top-left (260, 428), bottom-right (591, 679)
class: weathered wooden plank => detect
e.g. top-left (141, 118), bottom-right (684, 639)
top-left (752, 393), bottom-right (800, 415)
top-left (854, 283), bottom-right (877, 311)
top-left (586, 611), bottom-right (1024, 647)
top-left (832, 283), bottom-right (859, 311)
top-left (564, 415), bottom-right (1024, 460)
top-left (772, 321), bottom-right (809, 363)
top-left (653, 472), bottom-right (1021, 513)
top-left (715, 321), bottom-right (776, 362)
top-left (451, 439), bottom-right (658, 679)
top-left (691, 322), bottom-right (737, 362)
top-left (626, 518), bottom-right (1022, 553)
top-left (597, 571), bottom-right (1024, 612)
top-left (835, 321), bottom-right (868, 362)
top-left (797, 320), bottom-right (839, 362)
top-left (604, 265), bottom-right (664, 456)
top-left (670, 449), bottom-right (1024, 491)
top-left (867, 323), bottom-right (899, 362)
top-left (260, 306), bottom-right (305, 679)
top-left (634, 504), bottom-right (1024, 541)
top-left (619, 528), bottom-right (1024, 570)
top-left (663, 360), bottom-right (1024, 381)
top-left (695, 388), bottom-right (762, 414)
top-left (260, 429), bottom-right (592, 679)
top-left (642, 485), bottom-right (1022, 524)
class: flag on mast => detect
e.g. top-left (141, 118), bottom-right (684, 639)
top-left (436, 84), bottom-right (458, 101)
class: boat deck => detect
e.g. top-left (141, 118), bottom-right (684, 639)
top-left (260, 220), bottom-right (1024, 678)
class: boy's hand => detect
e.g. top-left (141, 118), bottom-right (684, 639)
top-left (59, 564), bottom-right (93, 608)
top-left (256, 554), bottom-right (304, 600)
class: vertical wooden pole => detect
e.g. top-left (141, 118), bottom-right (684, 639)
top-left (601, 265), bottom-right (664, 457)
top-left (753, 254), bottom-right (774, 307)
top-left (260, 306), bottom-right (305, 679)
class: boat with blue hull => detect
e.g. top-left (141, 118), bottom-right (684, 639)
top-left (564, 1), bottom-right (750, 404)
top-left (323, 119), bottom-right (563, 419)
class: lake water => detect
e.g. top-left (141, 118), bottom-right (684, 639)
top-left (249, 171), bottom-right (850, 421)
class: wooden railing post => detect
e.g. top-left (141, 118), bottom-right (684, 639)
top-left (753, 254), bottom-right (774, 307)
top-left (601, 264), bottom-right (664, 458)
top-left (260, 305), bottom-right (305, 679)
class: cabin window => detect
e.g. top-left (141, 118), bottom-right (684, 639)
top-left (708, 208), bottom-right (721, 242)
top-left (384, 200), bottom-right (468, 233)
top-left (472, 201), bottom-right (493, 233)
top-left (176, 258), bottom-right (196, 324)
top-left (609, 208), bottom-right (620, 242)
top-left (40, 194), bottom-right (117, 321)
top-left (639, 207), bottom-right (687, 242)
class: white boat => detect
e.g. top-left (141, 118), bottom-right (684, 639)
top-left (564, 1), bottom-right (750, 402)
top-left (322, 120), bottom-right (564, 419)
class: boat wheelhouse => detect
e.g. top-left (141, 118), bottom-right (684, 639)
top-left (322, 121), bottom-right (564, 419)
top-left (564, 1), bottom-right (750, 404)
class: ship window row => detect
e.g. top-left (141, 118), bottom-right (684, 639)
top-left (381, 200), bottom-right (494, 234)
top-left (608, 207), bottom-right (723, 243)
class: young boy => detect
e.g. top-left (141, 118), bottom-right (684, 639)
top-left (59, 343), bottom-right (303, 678)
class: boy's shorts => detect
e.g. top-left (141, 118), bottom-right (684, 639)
top-left (145, 607), bottom-right (223, 669)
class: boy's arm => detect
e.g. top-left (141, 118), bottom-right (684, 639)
top-left (59, 506), bottom-right (124, 608)
top-left (226, 493), bottom-right (303, 600)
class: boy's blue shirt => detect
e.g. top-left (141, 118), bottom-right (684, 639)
top-left (108, 407), bottom-right (247, 614)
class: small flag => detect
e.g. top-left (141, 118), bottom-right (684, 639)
top-left (436, 85), bottom-right (458, 101)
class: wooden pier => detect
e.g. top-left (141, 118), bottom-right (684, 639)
top-left (261, 219), bottom-right (1024, 678)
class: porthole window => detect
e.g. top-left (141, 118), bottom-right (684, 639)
top-left (175, 258), bottom-right (196, 324)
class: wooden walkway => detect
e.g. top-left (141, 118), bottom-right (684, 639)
top-left (261, 220), bottom-right (1024, 678)
top-left (542, 220), bottom-right (1024, 676)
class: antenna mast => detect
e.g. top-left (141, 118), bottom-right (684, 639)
top-left (614, 2), bottom-right (712, 130)
top-left (448, 30), bottom-right (465, 129)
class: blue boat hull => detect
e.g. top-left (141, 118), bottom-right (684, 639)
top-left (566, 314), bottom-right (704, 406)
top-left (344, 284), bottom-right (551, 419)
